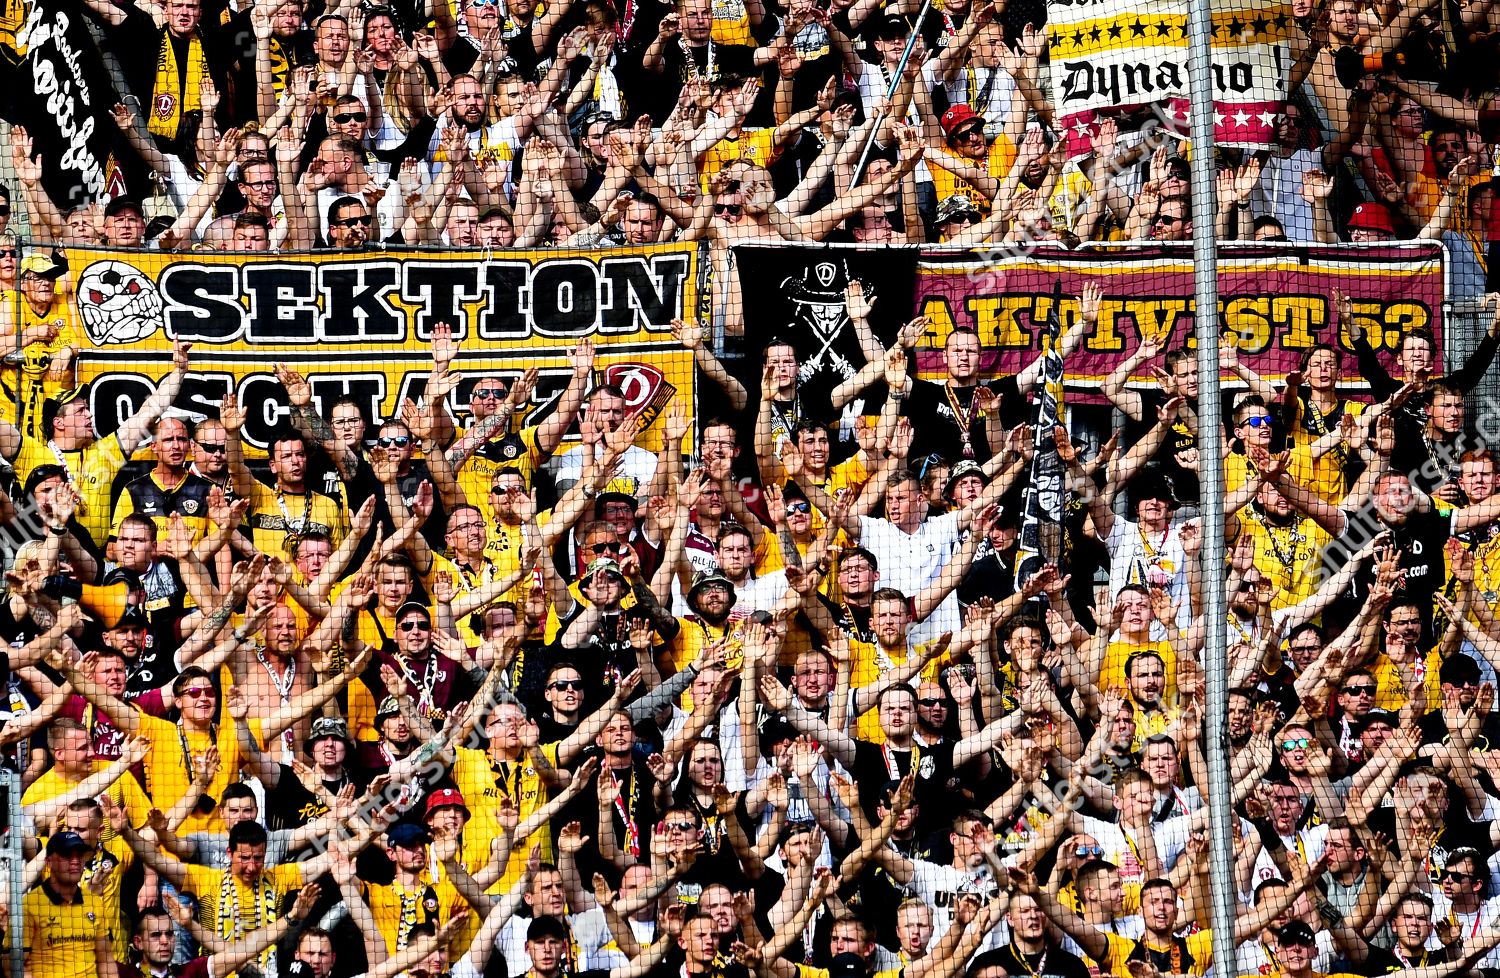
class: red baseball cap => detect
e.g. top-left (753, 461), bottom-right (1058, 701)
top-left (941, 105), bottom-right (985, 140)
top-left (1346, 202), bottom-right (1394, 236)
top-left (424, 788), bottom-right (470, 821)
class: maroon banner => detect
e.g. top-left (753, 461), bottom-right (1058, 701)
top-left (913, 243), bottom-right (1445, 403)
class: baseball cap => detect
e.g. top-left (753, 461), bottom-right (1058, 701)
top-left (424, 787), bottom-right (471, 821)
top-left (528, 914), bottom-right (570, 942)
top-left (386, 822), bottom-right (432, 848)
top-left (1355, 708), bottom-right (1397, 735)
top-left (41, 384), bottom-right (89, 436)
top-left (46, 831), bottom-right (91, 856)
top-left (936, 194), bottom-right (981, 225)
top-left (1274, 921), bottom-right (1316, 947)
top-left (19, 252), bottom-right (63, 279)
top-left (396, 601), bottom-right (432, 624)
top-left (376, 696), bottom-right (403, 721)
top-left (1440, 654), bottom-right (1481, 685)
top-left (828, 952), bottom-right (867, 978)
top-left (1346, 202), bottom-right (1394, 236)
top-left (940, 104), bottom-right (985, 140)
top-left (103, 197), bottom-right (145, 220)
top-left (870, 13), bottom-right (909, 38)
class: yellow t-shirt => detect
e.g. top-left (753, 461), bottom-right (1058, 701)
top-left (1098, 640), bottom-right (1177, 700)
top-left (245, 480), bottom-right (348, 557)
top-left (926, 136), bottom-right (1017, 219)
top-left (23, 883), bottom-right (106, 978)
top-left (849, 640), bottom-right (951, 742)
top-left (1372, 650), bottom-right (1443, 713)
top-left (699, 128), bottom-right (780, 194)
top-left (23, 765), bottom-right (151, 833)
top-left (138, 713), bottom-right (249, 835)
top-left (1234, 512), bottom-right (1331, 613)
top-left (11, 296), bottom-right (83, 440)
top-left (366, 874), bottom-right (468, 953)
top-left (709, 0), bottom-right (753, 44)
top-left (1102, 929), bottom-right (1214, 978)
top-left (450, 742), bottom-right (562, 893)
top-left (185, 861), bottom-right (305, 953)
top-left (1285, 398), bottom-right (1364, 503)
top-left (13, 434), bottom-right (127, 547)
top-left (456, 424), bottom-right (543, 522)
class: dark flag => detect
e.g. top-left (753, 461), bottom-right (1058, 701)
top-left (1013, 282), bottom-right (1067, 588)
top-left (731, 243), bottom-right (918, 458)
top-left (8, 0), bottom-right (117, 207)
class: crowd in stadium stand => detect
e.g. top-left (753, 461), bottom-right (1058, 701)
top-left (8, 0), bottom-right (1500, 975)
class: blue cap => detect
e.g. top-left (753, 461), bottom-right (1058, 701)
top-left (46, 831), bottom-right (90, 856)
top-left (386, 822), bottom-right (431, 848)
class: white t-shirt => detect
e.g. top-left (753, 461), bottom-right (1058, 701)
top-left (499, 907), bottom-right (609, 976)
top-left (549, 444), bottom-right (659, 497)
top-left (1106, 517), bottom-right (1192, 629)
top-left (315, 179), bottom-right (405, 243)
top-left (907, 858), bottom-right (1002, 939)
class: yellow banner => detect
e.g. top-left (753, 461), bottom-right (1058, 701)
top-left (59, 244), bottom-right (700, 457)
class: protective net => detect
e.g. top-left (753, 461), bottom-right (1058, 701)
top-left (0, 0), bottom-right (1494, 973)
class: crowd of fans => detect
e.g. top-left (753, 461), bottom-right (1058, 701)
top-left (4, 0), bottom-right (1500, 975)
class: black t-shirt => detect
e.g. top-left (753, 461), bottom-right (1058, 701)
top-left (1328, 508), bottom-right (1453, 641)
top-left (646, 42), bottom-right (761, 123)
top-left (901, 377), bottom-right (1021, 466)
top-left (265, 763), bottom-right (372, 831)
top-left (991, 943), bottom-right (1092, 978)
top-left (851, 739), bottom-right (956, 836)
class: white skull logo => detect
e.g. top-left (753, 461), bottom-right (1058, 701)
top-left (77, 260), bottom-right (164, 345)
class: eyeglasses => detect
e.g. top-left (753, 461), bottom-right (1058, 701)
top-left (917, 697), bottom-right (947, 707)
top-left (399, 620), bottom-right (431, 632)
top-left (180, 686), bottom-right (215, 699)
top-left (331, 417), bottom-right (364, 428)
top-left (1280, 737), bottom-right (1311, 751)
top-left (448, 521), bottom-right (485, 533)
top-left (240, 179), bottom-right (277, 190)
top-left (1074, 844), bottom-right (1105, 859)
top-left (471, 386), bottom-right (506, 399)
top-left (378, 435), bottom-right (411, 448)
top-left (333, 214), bottom-right (373, 228)
top-left (197, 442), bottom-right (226, 454)
top-left (1239, 415), bottom-right (1273, 429)
top-left (333, 112), bottom-right (368, 124)
top-left (1389, 618), bottom-right (1422, 627)
top-left (714, 203), bottom-right (743, 217)
top-left (1342, 684), bottom-right (1376, 696)
top-left (549, 679), bottom-right (584, 691)
top-left (786, 501), bottom-right (811, 514)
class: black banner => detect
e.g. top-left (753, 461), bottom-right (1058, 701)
top-left (12, 0), bottom-right (116, 206)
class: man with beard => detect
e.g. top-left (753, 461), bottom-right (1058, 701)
top-left (664, 571), bottom-right (750, 673)
top-left (309, 135), bottom-right (404, 243)
top-left (985, 892), bottom-right (1092, 978)
top-left (187, 402), bottom-right (253, 504)
top-left (365, 603), bottom-right (480, 725)
top-left (258, 716), bottom-right (369, 830)
top-left (1419, 654), bottom-right (1500, 749)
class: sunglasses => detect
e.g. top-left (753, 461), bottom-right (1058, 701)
top-left (1442, 871), bottom-right (1475, 883)
top-left (664, 821), bottom-right (698, 832)
top-left (472, 386), bottom-right (506, 399)
top-left (0, 207), bottom-right (12, 217)
top-left (491, 484), bottom-right (523, 495)
top-left (197, 442), bottom-right (226, 454)
top-left (786, 501), bottom-right (812, 514)
top-left (1342, 684), bottom-right (1376, 696)
top-left (0, 249), bottom-right (16, 259)
top-left (333, 215), bottom-right (373, 228)
top-left (1074, 844), bottom-right (1105, 859)
top-left (333, 112), bottom-right (368, 123)
top-left (1239, 415), bottom-right (1273, 429)
top-left (549, 679), bottom-right (584, 691)
top-left (946, 212), bottom-right (981, 226)
top-left (180, 686), bottom-right (215, 699)
top-left (917, 697), bottom-right (946, 707)
top-left (378, 435), bottom-right (411, 448)
top-left (587, 542), bottom-right (622, 555)
top-left (1280, 737), bottom-right (1310, 751)
top-left (714, 203), bottom-right (743, 217)
top-left (399, 620), bottom-right (431, 631)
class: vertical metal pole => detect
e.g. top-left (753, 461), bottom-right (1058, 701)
top-left (1183, 0), bottom-right (1235, 969)
top-left (850, 0), bottom-right (935, 188)
top-left (5, 769), bottom-right (22, 978)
